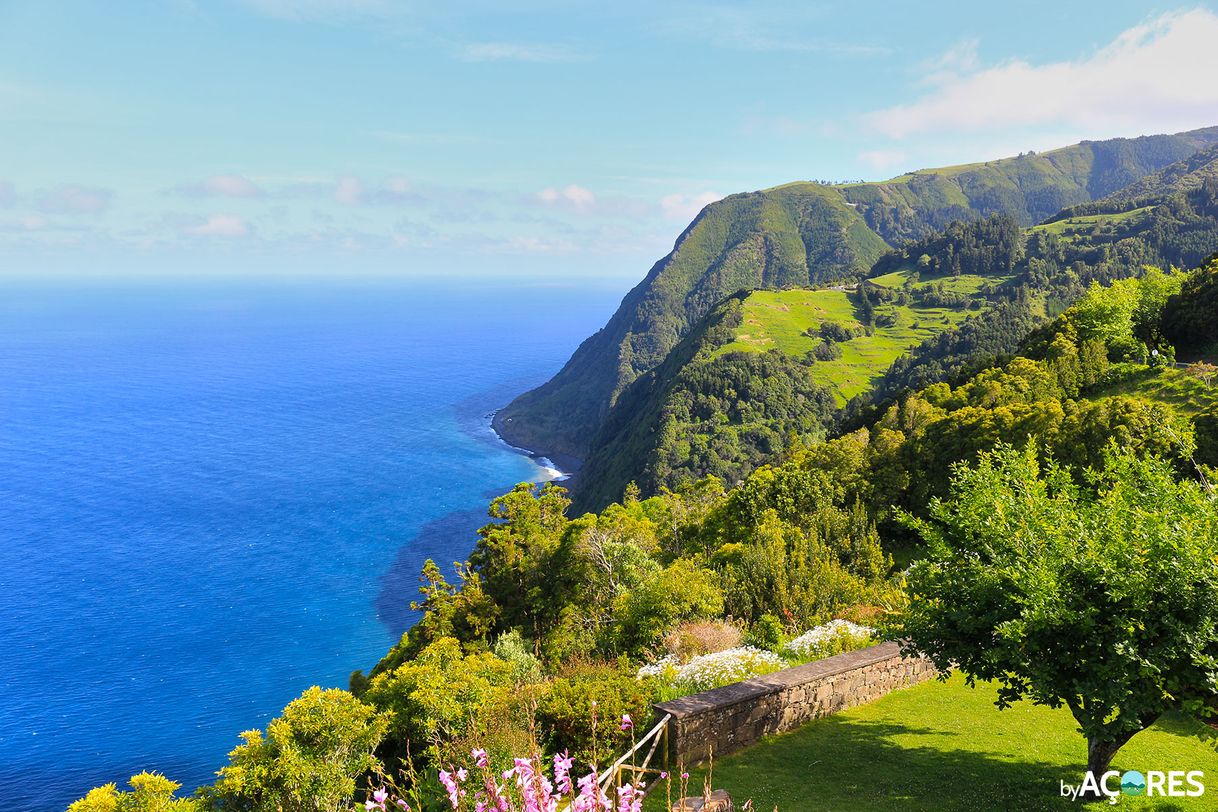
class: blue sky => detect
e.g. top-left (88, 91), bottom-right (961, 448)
top-left (2, 0), bottom-right (1218, 279)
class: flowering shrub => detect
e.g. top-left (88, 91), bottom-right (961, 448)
top-left (362, 749), bottom-right (646, 812)
top-left (641, 646), bottom-right (785, 700)
top-left (783, 620), bottom-right (874, 661)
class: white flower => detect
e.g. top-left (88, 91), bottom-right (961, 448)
top-left (668, 646), bottom-right (785, 693)
top-left (784, 620), bottom-right (874, 660)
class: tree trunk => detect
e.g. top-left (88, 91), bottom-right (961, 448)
top-left (1087, 736), bottom-right (1124, 777)
top-left (1078, 735), bottom-right (1133, 800)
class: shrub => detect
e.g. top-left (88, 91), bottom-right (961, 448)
top-left (492, 629), bottom-right (543, 683)
top-left (662, 620), bottom-right (742, 660)
top-left (535, 662), bottom-right (658, 770)
top-left (744, 613), bottom-right (785, 651)
top-left (783, 620), bottom-right (875, 661)
top-left (641, 646), bottom-right (786, 700)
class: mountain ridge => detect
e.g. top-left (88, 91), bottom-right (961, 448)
top-left (494, 127), bottom-right (1218, 468)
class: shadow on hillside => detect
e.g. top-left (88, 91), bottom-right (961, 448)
top-left (374, 507), bottom-right (488, 638)
top-left (689, 717), bottom-right (1194, 812)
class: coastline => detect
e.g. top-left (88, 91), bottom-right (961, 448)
top-left (487, 409), bottom-right (582, 488)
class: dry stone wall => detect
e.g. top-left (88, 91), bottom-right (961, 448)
top-left (655, 641), bottom-right (935, 764)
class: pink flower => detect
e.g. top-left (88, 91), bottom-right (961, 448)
top-left (439, 769), bottom-right (462, 810)
top-left (681, 772), bottom-right (689, 780)
top-left (472, 748), bottom-right (489, 768)
top-left (457, 768), bottom-right (469, 782)
top-left (659, 771), bottom-right (668, 780)
top-left (554, 750), bottom-right (574, 795)
top-left (619, 714), bottom-right (633, 732)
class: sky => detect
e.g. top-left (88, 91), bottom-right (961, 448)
top-left (2, 0), bottom-right (1218, 280)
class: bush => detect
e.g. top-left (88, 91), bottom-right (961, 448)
top-left (640, 646), bottom-right (786, 700)
top-left (744, 613), bottom-right (785, 651)
top-left (662, 620), bottom-right (742, 659)
top-left (492, 629), bottom-right (543, 683)
top-left (535, 662), bottom-right (658, 770)
top-left (813, 341), bottom-right (842, 361)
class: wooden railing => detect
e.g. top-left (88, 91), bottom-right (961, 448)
top-left (560, 713), bottom-right (671, 811)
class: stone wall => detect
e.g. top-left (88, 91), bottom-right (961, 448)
top-left (654, 641), bottom-right (935, 765)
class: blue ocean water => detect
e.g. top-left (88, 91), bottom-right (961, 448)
top-left (0, 278), bottom-right (618, 811)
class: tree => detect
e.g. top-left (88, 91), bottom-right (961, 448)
top-left (888, 444), bottom-right (1218, 783)
top-left (206, 687), bottom-right (388, 812)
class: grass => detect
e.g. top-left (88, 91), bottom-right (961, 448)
top-left (713, 287), bottom-right (981, 404)
top-left (1029, 207), bottom-right (1153, 241)
top-left (1088, 365), bottom-right (1218, 416)
top-left (647, 673), bottom-right (1218, 811)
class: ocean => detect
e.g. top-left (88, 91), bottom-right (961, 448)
top-left (0, 277), bottom-right (619, 811)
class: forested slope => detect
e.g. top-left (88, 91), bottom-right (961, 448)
top-left (495, 128), bottom-right (1218, 462)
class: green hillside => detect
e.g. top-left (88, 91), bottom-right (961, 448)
top-left (714, 285), bottom-right (983, 404)
top-left (573, 159), bottom-right (1218, 511)
top-left (495, 128), bottom-right (1218, 462)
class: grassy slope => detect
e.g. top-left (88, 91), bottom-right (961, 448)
top-left (1088, 366), bottom-right (1218, 416)
top-left (651, 673), bottom-right (1218, 811)
top-left (1029, 206), bottom-right (1154, 241)
top-left (714, 284), bottom-right (981, 404)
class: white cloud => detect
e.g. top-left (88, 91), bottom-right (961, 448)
top-left (660, 191), bottom-right (722, 222)
top-left (334, 176), bottom-right (364, 205)
top-left (456, 42), bottom-right (582, 63)
top-left (858, 150), bottom-right (908, 171)
top-left (35, 184), bottom-right (112, 214)
top-left (537, 184), bottom-right (597, 211)
top-left (186, 214), bottom-right (250, 237)
top-left (866, 9), bottom-right (1218, 138)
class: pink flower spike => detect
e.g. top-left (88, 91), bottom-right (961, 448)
top-left (472, 747), bottom-right (489, 768)
top-left (619, 713), bottom-right (633, 731)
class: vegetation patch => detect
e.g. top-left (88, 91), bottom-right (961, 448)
top-left (713, 287), bottom-right (981, 404)
top-left (657, 673), bottom-right (1218, 811)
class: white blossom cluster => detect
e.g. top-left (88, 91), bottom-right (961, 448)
top-left (639, 646), bottom-right (785, 694)
top-left (783, 619), bottom-right (874, 660)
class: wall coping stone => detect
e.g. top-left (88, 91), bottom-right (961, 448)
top-left (656, 641), bottom-right (908, 719)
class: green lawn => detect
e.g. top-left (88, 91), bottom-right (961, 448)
top-left (650, 673), bottom-right (1218, 811)
top-left (713, 288), bottom-right (979, 404)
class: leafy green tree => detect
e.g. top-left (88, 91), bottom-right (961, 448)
top-left (361, 637), bottom-right (515, 766)
top-left (205, 687), bottom-right (387, 812)
top-left (610, 559), bottom-right (723, 653)
top-left (69, 773), bottom-right (202, 812)
top-left (890, 444), bottom-right (1218, 780)
top-left (470, 483), bottom-right (571, 641)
